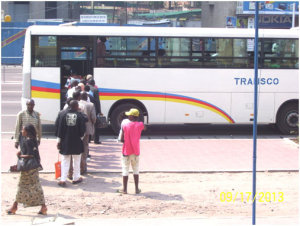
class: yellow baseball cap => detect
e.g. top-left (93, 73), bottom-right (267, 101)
top-left (125, 108), bottom-right (140, 117)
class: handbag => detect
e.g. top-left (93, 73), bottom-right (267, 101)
top-left (9, 164), bottom-right (19, 172)
top-left (96, 114), bottom-right (108, 128)
top-left (10, 137), bottom-right (42, 172)
top-left (55, 153), bottom-right (61, 179)
top-left (17, 156), bottom-right (40, 172)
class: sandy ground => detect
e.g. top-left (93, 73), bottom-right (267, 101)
top-left (1, 172), bottom-right (298, 221)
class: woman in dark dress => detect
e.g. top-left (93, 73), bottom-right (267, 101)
top-left (7, 124), bottom-right (47, 215)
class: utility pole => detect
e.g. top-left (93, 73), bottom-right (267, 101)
top-left (252, 1), bottom-right (259, 225)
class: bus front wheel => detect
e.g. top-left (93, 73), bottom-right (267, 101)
top-left (110, 103), bottom-right (143, 134)
top-left (276, 103), bottom-right (299, 135)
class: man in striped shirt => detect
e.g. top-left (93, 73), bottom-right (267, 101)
top-left (14, 99), bottom-right (42, 149)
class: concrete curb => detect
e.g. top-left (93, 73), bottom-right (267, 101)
top-left (1, 215), bottom-right (298, 226)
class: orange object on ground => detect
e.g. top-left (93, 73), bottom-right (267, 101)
top-left (55, 161), bottom-right (61, 179)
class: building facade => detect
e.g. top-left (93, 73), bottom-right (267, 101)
top-left (201, 1), bottom-right (237, 27)
top-left (198, 1), bottom-right (298, 28)
top-left (236, 1), bottom-right (299, 29)
top-left (1, 1), bottom-right (80, 22)
top-left (2, 1), bottom-right (299, 28)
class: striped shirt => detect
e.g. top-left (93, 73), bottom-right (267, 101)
top-left (14, 110), bottom-right (42, 143)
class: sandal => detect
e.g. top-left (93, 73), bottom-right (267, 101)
top-left (38, 207), bottom-right (47, 215)
top-left (72, 177), bottom-right (83, 184)
top-left (116, 189), bottom-right (127, 194)
top-left (58, 181), bottom-right (66, 187)
top-left (6, 209), bottom-right (16, 215)
top-left (135, 189), bottom-right (142, 194)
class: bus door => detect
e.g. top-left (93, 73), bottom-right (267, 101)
top-left (59, 36), bottom-right (93, 109)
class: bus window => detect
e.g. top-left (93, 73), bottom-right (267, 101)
top-left (263, 39), bottom-right (299, 69)
top-left (216, 38), bottom-right (233, 67)
top-left (32, 36), bottom-right (57, 67)
top-left (96, 37), bottom-right (107, 66)
top-left (205, 38), bottom-right (216, 52)
top-left (159, 37), bottom-right (190, 67)
top-left (61, 47), bottom-right (88, 60)
top-left (98, 37), bottom-right (156, 68)
top-left (233, 39), bottom-right (248, 67)
top-left (189, 38), bottom-right (204, 68)
top-left (294, 40), bottom-right (299, 69)
top-left (127, 37), bottom-right (155, 67)
top-left (202, 38), bottom-right (217, 67)
top-left (192, 38), bottom-right (203, 53)
top-left (140, 38), bottom-right (156, 68)
top-left (97, 37), bottom-right (121, 67)
top-left (282, 39), bottom-right (299, 69)
top-left (94, 35), bottom-right (297, 70)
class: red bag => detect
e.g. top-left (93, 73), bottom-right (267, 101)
top-left (55, 161), bottom-right (61, 179)
top-left (55, 153), bottom-right (61, 179)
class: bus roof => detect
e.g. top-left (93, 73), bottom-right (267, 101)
top-left (27, 25), bottom-right (299, 39)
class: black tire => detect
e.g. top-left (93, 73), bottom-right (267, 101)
top-left (276, 103), bottom-right (299, 135)
top-left (110, 103), bottom-right (143, 134)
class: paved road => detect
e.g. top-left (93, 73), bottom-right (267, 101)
top-left (1, 66), bottom-right (22, 138)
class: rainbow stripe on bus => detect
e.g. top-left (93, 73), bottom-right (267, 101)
top-left (30, 80), bottom-right (234, 124)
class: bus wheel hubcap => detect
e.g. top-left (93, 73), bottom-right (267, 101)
top-left (286, 112), bottom-right (298, 128)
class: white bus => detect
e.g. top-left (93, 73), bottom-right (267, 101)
top-left (22, 25), bottom-right (299, 134)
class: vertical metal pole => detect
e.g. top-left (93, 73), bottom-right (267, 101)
top-left (252, 1), bottom-right (259, 225)
top-left (292, 3), bottom-right (295, 28)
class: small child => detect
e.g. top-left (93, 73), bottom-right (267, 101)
top-left (118, 108), bottom-right (145, 194)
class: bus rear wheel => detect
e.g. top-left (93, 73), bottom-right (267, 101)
top-left (276, 103), bottom-right (299, 135)
top-left (110, 103), bottom-right (143, 134)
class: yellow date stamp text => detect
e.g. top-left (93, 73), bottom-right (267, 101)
top-left (220, 192), bottom-right (284, 203)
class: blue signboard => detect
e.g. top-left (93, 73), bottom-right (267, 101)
top-left (243, 1), bottom-right (299, 15)
top-left (259, 15), bottom-right (294, 28)
top-left (1, 22), bottom-right (33, 64)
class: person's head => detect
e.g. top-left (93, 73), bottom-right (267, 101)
top-left (72, 90), bottom-right (81, 101)
top-left (69, 100), bottom-right (79, 111)
top-left (78, 83), bottom-right (84, 91)
top-left (26, 99), bottom-right (35, 113)
top-left (87, 79), bottom-right (95, 86)
top-left (80, 92), bottom-right (88, 101)
top-left (22, 123), bottom-right (37, 138)
top-left (125, 108), bottom-right (140, 121)
top-left (70, 80), bottom-right (79, 88)
top-left (84, 85), bottom-right (90, 92)
top-left (86, 74), bottom-right (93, 81)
